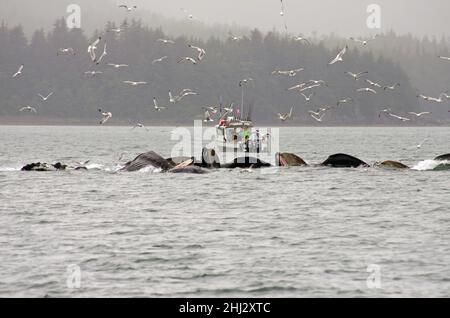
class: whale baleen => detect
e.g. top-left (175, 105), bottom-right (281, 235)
top-left (276, 152), bottom-right (307, 166)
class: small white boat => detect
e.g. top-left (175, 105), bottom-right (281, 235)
top-left (215, 115), bottom-right (271, 154)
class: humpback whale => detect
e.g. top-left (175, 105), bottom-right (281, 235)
top-left (321, 154), bottom-right (369, 168)
top-left (374, 160), bottom-right (409, 169)
top-left (21, 162), bottom-right (67, 171)
top-left (121, 151), bottom-right (172, 172)
top-left (434, 154), bottom-right (450, 161)
top-left (221, 157), bottom-right (271, 169)
top-left (121, 151), bottom-right (208, 173)
top-left (276, 153), bottom-right (308, 166)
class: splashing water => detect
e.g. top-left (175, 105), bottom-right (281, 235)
top-left (412, 160), bottom-right (450, 171)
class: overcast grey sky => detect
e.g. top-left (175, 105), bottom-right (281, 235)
top-left (1, 0), bottom-right (449, 38)
top-left (136, 0), bottom-right (450, 37)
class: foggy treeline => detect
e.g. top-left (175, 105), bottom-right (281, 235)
top-left (0, 18), bottom-right (448, 125)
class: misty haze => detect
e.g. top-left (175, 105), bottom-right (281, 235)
top-left (0, 0), bottom-right (449, 301)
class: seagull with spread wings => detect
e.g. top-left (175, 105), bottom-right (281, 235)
top-left (19, 106), bottom-right (37, 113)
top-left (153, 98), bottom-right (167, 111)
top-left (118, 4), bottom-right (137, 12)
top-left (188, 44), bottom-right (206, 61)
top-left (123, 81), bottom-right (147, 86)
top-left (38, 92), bottom-right (53, 101)
top-left (152, 56), bottom-right (168, 65)
top-left (98, 109), bottom-right (112, 124)
top-left (329, 46), bottom-right (348, 65)
top-left (88, 37), bottom-right (101, 62)
top-left (12, 64), bottom-right (24, 78)
top-left (345, 71), bottom-right (368, 81)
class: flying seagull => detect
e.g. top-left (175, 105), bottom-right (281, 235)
top-left (123, 81), bottom-right (147, 86)
top-left (357, 87), bottom-right (377, 94)
top-left (293, 36), bottom-right (310, 44)
top-left (57, 48), bottom-right (75, 55)
top-left (204, 106), bottom-right (219, 114)
top-left (98, 109), bottom-right (112, 124)
top-left (388, 113), bottom-right (410, 122)
top-left (203, 110), bottom-right (214, 122)
top-left (272, 68), bottom-right (304, 77)
top-left (181, 8), bottom-right (195, 20)
top-left (108, 27), bottom-right (127, 34)
top-left (310, 112), bottom-right (326, 122)
top-left (153, 98), bottom-right (166, 111)
top-left (345, 71), bottom-right (368, 80)
top-left (438, 56), bottom-right (450, 61)
top-left (300, 92), bottom-right (314, 102)
top-left (417, 93), bottom-right (450, 103)
top-left (19, 106), bottom-right (37, 113)
top-left (384, 83), bottom-right (401, 91)
top-left (408, 112), bottom-right (432, 117)
top-left (152, 56), bottom-right (168, 64)
top-left (95, 43), bottom-right (107, 64)
top-left (84, 71), bottom-right (103, 77)
top-left (309, 107), bottom-right (331, 117)
top-left (366, 79), bottom-right (382, 88)
top-left (88, 37), bottom-right (101, 62)
top-left (329, 46), bottom-right (348, 65)
top-left (378, 108), bottom-right (393, 118)
top-left (38, 92), bottom-right (54, 101)
top-left (337, 98), bottom-right (354, 107)
top-left (118, 4), bottom-right (137, 12)
top-left (349, 37), bottom-right (373, 46)
top-left (278, 107), bottom-right (294, 122)
top-left (169, 89), bottom-right (197, 103)
top-left (239, 78), bottom-right (254, 87)
top-left (188, 44), bottom-right (206, 61)
top-left (12, 64), bottom-right (24, 78)
top-left (287, 80), bottom-right (324, 92)
top-left (177, 57), bottom-right (197, 65)
top-left (157, 39), bottom-right (175, 44)
top-left (108, 63), bottom-right (129, 68)
top-left (299, 84), bottom-right (322, 92)
top-left (229, 33), bottom-right (243, 42)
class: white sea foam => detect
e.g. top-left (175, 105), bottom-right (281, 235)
top-left (411, 160), bottom-right (449, 171)
top-left (0, 167), bottom-right (20, 172)
top-left (85, 163), bottom-right (104, 170)
top-left (138, 165), bottom-right (162, 173)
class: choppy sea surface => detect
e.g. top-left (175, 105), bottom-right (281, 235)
top-left (0, 125), bottom-right (449, 298)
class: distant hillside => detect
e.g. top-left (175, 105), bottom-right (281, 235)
top-left (0, 0), bottom-right (247, 40)
top-left (0, 18), bottom-right (427, 126)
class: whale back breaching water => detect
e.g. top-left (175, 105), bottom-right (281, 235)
top-left (17, 151), bottom-right (450, 172)
top-left (321, 153), bottom-right (369, 168)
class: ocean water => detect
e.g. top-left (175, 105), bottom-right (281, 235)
top-left (0, 125), bottom-right (449, 297)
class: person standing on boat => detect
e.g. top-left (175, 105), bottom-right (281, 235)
top-left (244, 135), bottom-right (250, 153)
top-left (251, 129), bottom-right (261, 153)
top-left (243, 128), bottom-right (251, 153)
